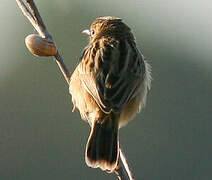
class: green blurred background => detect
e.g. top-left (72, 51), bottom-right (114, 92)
top-left (0, 0), bottom-right (211, 179)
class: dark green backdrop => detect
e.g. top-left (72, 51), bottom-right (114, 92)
top-left (0, 0), bottom-right (211, 179)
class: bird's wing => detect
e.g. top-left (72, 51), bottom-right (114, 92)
top-left (80, 40), bottom-right (145, 113)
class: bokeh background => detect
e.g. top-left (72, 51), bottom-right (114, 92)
top-left (0, 0), bottom-right (211, 179)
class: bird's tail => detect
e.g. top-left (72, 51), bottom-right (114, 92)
top-left (85, 114), bottom-right (119, 171)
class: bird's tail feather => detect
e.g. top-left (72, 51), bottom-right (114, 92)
top-left (85, 114), bottom-right (119, 171)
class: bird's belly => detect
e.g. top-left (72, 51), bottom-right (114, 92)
top-left (69, 72), bottom-right (102, 125)
top-left (119, 95), bottom-right (141, 128)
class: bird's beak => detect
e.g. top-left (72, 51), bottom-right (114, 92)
top-left (82, 29), bottom-right (90, 36)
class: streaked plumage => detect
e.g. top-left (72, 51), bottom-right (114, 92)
top-left (69, 16), bottom-right (151, 171)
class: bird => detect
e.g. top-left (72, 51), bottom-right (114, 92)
top-left (69, 16), bottom-right (151, 172)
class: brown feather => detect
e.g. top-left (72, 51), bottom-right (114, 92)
top-left (69, 16), bottom-right (151, 171)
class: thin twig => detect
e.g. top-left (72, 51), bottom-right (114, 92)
top-left (25, 0), bottom-right (51, 38)
top-left (16, 0), bottom-right (70, 84)
top-left (16, 0), bottom-right (135, 179)
top-left (54, 51), bottom-right (71, 84)
top-left (115, 149), bottom-right (135, 180)
top-left (16, 0), bottom-right (36, 28)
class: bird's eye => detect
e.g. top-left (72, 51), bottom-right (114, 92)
top-left (90, 29), bottom-right (95, 36)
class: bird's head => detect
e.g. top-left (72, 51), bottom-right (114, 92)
top-left (82, 16), bottom-right (134, 42)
